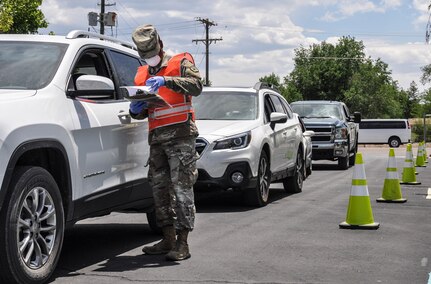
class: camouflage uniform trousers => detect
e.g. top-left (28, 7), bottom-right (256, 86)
top-left (148, 136), bottom-right (198, 231)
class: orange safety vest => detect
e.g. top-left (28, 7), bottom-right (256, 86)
top-left (134, 53), bottom-right (195, 131)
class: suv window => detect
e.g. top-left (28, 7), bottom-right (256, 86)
top-left (68, 49), bottom-right (114, 99)
top-left (0, 42), bottom-right (67, 90)
top-left (109, 50), bottom-right (142, 87)
top-left (279, 97), bottom-right (293, 119)
top-left (194, 91), bottom-right (258, 120)
top-left (269, 94), bottom-right (285, 114)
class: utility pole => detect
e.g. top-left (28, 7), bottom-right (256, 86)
top-left (100, 0), bottom-right (105, 35)
top-left (192, 18), bottom-right (222, 86)
top-left (98, 0), bottom-right (116, 35)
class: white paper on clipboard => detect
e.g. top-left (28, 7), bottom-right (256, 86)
top-left (121, 86), bottom-right (172, 108)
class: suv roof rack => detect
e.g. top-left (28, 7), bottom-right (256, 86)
top-left (253, 82), bottom-right (279, 92)
top-left (66, 30), bottom-right (137, 51)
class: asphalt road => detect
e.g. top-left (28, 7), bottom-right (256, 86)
top-left (49, 146), bottom-right (431, 284)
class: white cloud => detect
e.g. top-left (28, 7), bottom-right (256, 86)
top-left (320, 0), bottom-right (402, 21)
top-left (36, 0), bottom-right (431, 91)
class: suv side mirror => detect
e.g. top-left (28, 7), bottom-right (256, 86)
top-left (67, 75), bottom-right (115, 99)
top-left (270, 112), bottom-right (288, 129)
top-left (353, 112), bottom-right (361, 123)
top-left (270, 112), bottom-right (288, 124)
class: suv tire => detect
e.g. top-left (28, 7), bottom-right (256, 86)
top-left (0, 167), bottom-right (64, 284)
top-left (245, 151), bottom-right (270, 207)
top-left (283, 148), bottom-right (304, 194)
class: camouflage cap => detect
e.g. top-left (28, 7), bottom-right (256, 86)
top-left (132, 24), bottom-right (161, 59)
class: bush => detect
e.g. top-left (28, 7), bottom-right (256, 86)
top-left (411, 123), bottom-right (431, 142)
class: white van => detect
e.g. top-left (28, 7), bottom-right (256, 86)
top-left (358, 119), bottom-right (411, 147)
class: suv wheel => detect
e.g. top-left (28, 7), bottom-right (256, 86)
top-left (245, 151), bottom-right (270, 207)
top-left (0, 167), bottom-right (64, 284)
top-left (338, 156), bottom-right (349, 170)
top-left (283, 148), bottom-right (304, 194)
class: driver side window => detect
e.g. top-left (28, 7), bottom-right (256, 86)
top-left (67, 49), bottom-right (114, 100)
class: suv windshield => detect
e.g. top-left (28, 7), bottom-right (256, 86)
top-left (0, 42), bottom-right (68, 90)
top-left (292, 103), bottom-right (342, 120)
top-left (194, 91), bottom-right (258, 120)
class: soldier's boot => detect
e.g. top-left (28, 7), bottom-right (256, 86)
top-left (142, 226), bottom-right (176, 255)
top-left (165, 229), bottom-right (191, 261)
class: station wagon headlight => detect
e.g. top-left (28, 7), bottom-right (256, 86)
top-left (335, 127), bottom-right (348, 139)
top-left (214, 131), bottom-right (251, 150)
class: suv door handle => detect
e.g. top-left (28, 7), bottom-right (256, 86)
top-left (118, 111), bottom-right (131, 124)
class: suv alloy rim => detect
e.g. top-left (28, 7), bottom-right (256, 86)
top-left (259, 156), bottom-right (270, 202)
top-left (18, 186), bottom-right (57, 269)
top-left (296, 152), bottom-right (304, 188)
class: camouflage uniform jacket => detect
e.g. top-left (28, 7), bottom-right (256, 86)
top-left (131, 52), bottom-right (203, 145)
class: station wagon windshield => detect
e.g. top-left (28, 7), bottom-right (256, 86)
top-left (194, 91), bottom-right (258, 120)
top-left (0, 42), bottom-right (67, 90)
top-left (292, 104), bottom-right (342, 120)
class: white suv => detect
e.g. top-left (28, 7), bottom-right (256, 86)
top-left (0, 31), bottom-right (156, 284)
top-left (193, 84), bottom-right (307, 207)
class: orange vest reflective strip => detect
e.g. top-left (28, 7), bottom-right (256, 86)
top-left (149, 103), bottom-right (193, 119)
top-left (134, 53), bottom-right (196, 131)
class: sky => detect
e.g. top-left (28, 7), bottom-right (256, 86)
top-left (39, 0), bottom-right (431, 92)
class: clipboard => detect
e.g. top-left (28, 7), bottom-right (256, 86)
top-left (121, 86), bottom-right (172, 108)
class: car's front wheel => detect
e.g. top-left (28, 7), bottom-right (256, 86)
top-left (0, 166), bottom-right (65, 284)
top-left (283, 148), bottom-right (304, 194)
top-left (244, 151), bottom-right (271, 207)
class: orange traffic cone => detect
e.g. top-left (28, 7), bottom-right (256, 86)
top-left (376, 148), bottom-right (407, 203)
top-left (340, 152), bottom-right (379, 230)
top-left (401, 143), bottom-right (421, 185)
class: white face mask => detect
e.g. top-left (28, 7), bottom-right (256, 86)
top-left (145, 55), bottom-right (161, 67)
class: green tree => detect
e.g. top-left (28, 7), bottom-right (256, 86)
top-left (343, 58), bottom-right (404, 118)
top-left (0, 0), bottom-right (48, 34)
top-left (285, 36), bottom-right (365, 101)
top-left (401, 81), bottom-right (422, 118)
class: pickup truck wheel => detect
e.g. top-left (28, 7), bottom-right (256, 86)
top-left (349, 142), bottom-right (358, 166)
top-left (244, 151), bottom-right (270, 207)
top-left (283, 148), bottom-right (304, 194)
top-left (388, 136), bottom-right (401, 148)
top-left (0, 167), bottom-right (64, 284)
top-left (338, 156), bottom-right (349, 170)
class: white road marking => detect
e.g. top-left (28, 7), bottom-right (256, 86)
top-left (427, 188), bottom-right (431, 200)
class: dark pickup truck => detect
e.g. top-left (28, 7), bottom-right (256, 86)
top-left (290, 100), bottom-right (361, 170)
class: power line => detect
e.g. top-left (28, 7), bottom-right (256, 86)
top-left (192, 18), bottom-right (223, 86)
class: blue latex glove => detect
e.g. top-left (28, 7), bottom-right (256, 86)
top-left (129, 101), bottom-right (147, 114)
top-left (146, 76), bottom-right (165, 93)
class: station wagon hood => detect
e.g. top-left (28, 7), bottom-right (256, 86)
top-left (196, 120), bottom-right (258, 138)
top-left (0, 89), bottom-right (37, 101)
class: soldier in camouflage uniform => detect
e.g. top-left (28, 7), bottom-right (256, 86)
top-left (129, 24), bottom-right (202, 261)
